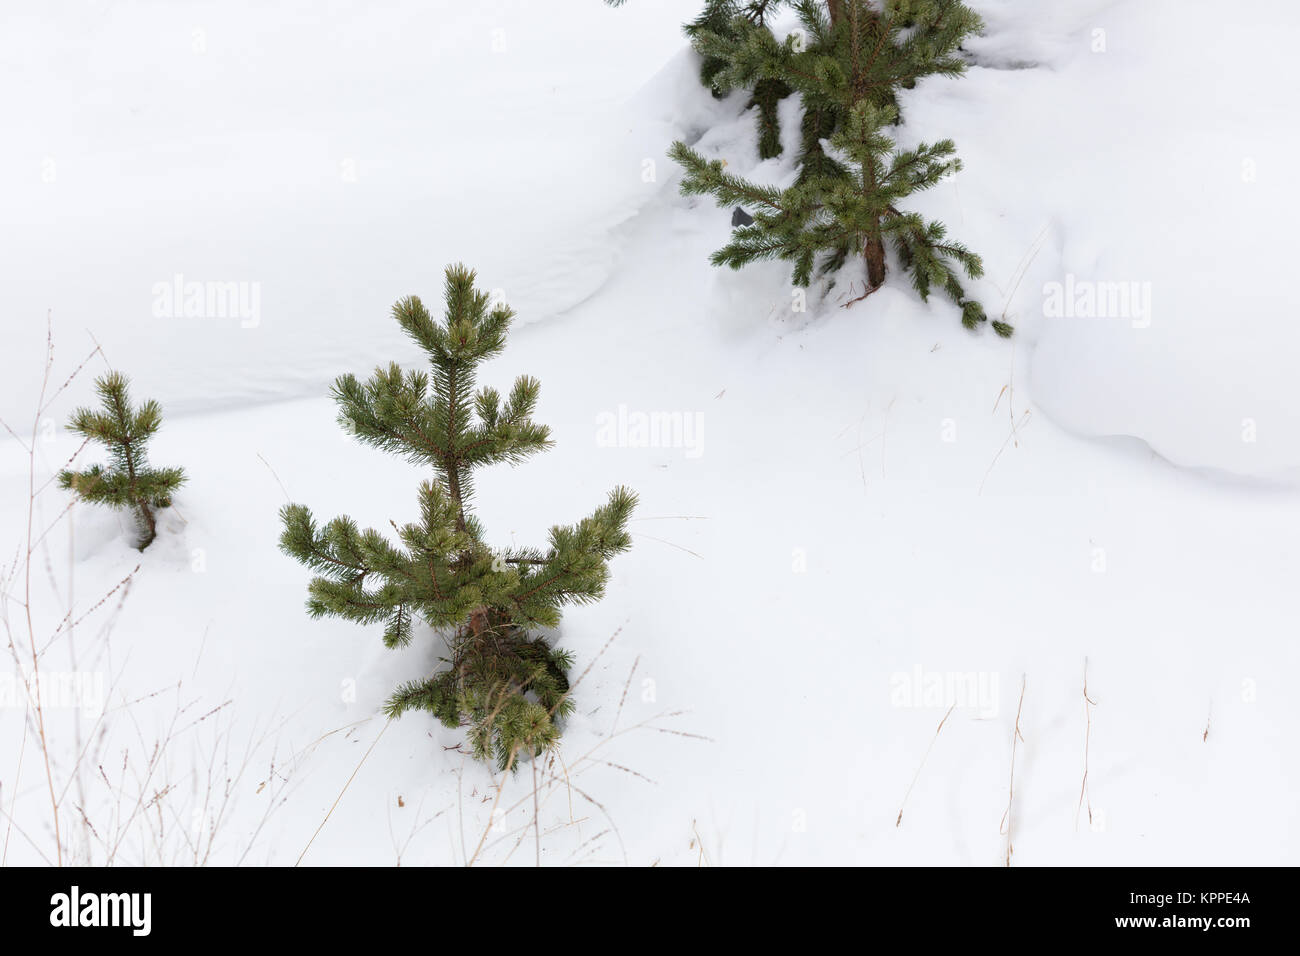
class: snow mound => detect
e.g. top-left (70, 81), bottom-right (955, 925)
top-left (958, 0), bottom-right (1300, 480)
top-left (0, 0), bottom-right (702, 422)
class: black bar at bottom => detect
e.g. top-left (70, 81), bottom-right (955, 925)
top-left (0, 866), bottom-right (1275, 942)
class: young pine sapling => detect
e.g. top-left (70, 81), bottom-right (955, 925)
top-left (58, 372), bottom-right (187, 550)
top-left (280, 264), bottom-right (636, 770)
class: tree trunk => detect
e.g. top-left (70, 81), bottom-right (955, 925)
top-left (827, 0), bottom-right (845, 28)
top-left (135, 503), bottom-right (157, 550)
top-left (468, 606), bottom-right (489, 637)
top-left (865, 235), bottom-right (886, 289)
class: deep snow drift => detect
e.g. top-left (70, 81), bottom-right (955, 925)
top-left (2, 0), bottom-right (1297, 866)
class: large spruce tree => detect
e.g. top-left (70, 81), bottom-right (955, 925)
top-left (618, 1), bottom-right (983, 169)
top-left (280, 264), bottom-right (636, 769)
top-left (663, 0), bottom-right (1007, 333)
top-left (688, 0), bottom-right (983, 167)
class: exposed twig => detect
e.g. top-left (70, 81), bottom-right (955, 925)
top-left (896, 703), bottom-right (956, 827)
top-left (999, 675), bottom-right (1027, 867)
top-left (296, 719), bottom-right (392, 866)
top-left (1075, 659), bottom-right (1097, 831)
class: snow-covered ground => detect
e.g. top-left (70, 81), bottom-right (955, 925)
top-left (2, 0), bottom-right (1297, 866)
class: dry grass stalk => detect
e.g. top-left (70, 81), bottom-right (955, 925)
top-left (999, 675), bottom-right (1026, 866)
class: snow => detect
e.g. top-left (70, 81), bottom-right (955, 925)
top-left (0, 0), bottom-right (702, 421)
top-left (2, 0), bottom-right (1298, 866)
top-left (960, 0), bottom-right (1300, 480)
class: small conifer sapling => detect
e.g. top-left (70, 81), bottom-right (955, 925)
top-left (58, 372), bottom-right (186, 550)
top-left (672, 100), bottom-right (1008, 334)
top-left (280, 264), bottom-right (636, 770)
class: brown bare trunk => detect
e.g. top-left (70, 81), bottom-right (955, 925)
top-left (827, 0), bottom-right (845, 28)
top-left (135, 503), bottom-right (157, 550)
top-left (468, 606), bottom-right (490, 637)
top-left (865, 235), bottom-right (886, 289)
